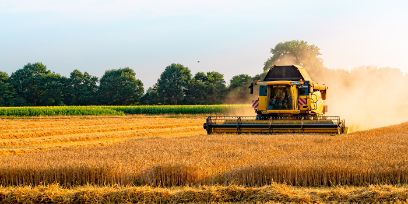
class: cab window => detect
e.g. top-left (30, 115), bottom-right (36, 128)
top-left (268, 85), bottom-right (292, 110)
top-left (259, 85), bottom-right (267, 96)
top-left (299, 86), bottom-right (309, 95)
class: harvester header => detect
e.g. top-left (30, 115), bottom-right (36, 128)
top-left (204, 65), bottom-right (347, 134)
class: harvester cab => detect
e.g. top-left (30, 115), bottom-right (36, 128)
top-left (255, 65), bottom-right (327, 117)
top-left (204, 65), bottom-right (347, 135)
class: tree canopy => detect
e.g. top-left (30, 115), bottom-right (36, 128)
top-left (9, 63), bottom-right (65, 105)
top-left (65, 69), bottom-right (99, 105)
top-left (156, 63), bottom-right (192, 104)
top-left (186, 71), bottom-right (227, 104)
top-left (229, 74), bottom-right (252, 90)
top-left (263, 40), bottom-right (323, 74)
top-left (140, 85), bottom-right (159, 104)
top-left (0, 72), bottom-right (16, 106)
top-left (98, 68), bottom-right (144, 105)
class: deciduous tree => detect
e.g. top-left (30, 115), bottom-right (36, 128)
top-left (186, 71), bottom-right (226, 104)
top-left (156, 63), bottom-right (191, 104)
top-left (10, 63), bottom-right (65, 105)
top-left (0, 72), bottom-right (16, 106)
top-left (66, 69), bottom-right (98, 105)
top-left (98, 68), bottom-right (144, 105)
top-left (263, 40), bottom-right (323, 76)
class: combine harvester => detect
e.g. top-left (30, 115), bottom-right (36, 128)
top-left (203, 65), bottom-right (347, 134)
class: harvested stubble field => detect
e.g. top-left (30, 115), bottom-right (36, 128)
top-left (1, 115), bottom-right (408, 202)
top-left (1, 184), bottom-right (408, 203)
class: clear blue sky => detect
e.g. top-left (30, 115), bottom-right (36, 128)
top-left (1, 0), bottom-right (407, 88)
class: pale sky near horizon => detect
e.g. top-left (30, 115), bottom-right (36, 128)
top-left (1, 0), bottom-right (407, 88)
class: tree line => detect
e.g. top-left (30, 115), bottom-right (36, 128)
top-left (0, 63), bottom-right (255, 106)
top-left (0, 40), bottom-right (323, 106)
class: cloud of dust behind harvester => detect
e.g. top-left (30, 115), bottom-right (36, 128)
top-left (271, 54), bottom-right (408, 131)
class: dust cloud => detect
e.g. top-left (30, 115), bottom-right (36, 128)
top-left (227, 54), bottom-right (408, 131)
top-left (313, 66), bottom-right (408, 131)
top-left (274, 52), bottom-right (408, 131)
top-left (223, 88), bottom-right (257, 116)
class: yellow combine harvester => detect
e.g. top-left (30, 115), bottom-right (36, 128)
top-left (203, 65), bottom-right (347, 134)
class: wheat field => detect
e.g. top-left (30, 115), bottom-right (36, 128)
top-left (1, 115), bottom-right (408, 188)
top-left (1, 184), bottom-right (408, 203)
top-left (0, 115), bottom-right (204, 154)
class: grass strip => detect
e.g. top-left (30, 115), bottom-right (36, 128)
top-left (0, 105), bottom-right (248, 116)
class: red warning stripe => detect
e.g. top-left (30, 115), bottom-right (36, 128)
top-left (252, 99), bottom-right (259, 109)
top-left (298, 98), bottom-right (307, 106)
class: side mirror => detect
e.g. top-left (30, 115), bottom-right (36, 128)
top-left (321, 90), bottom-right (327, 100)
top-left (323, 105), bottom-right (328, 114)
top-left (248, 82), bottom-right (254, 94)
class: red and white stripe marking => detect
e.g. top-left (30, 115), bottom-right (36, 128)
top-left (298, 98), bottom-right (307, 106)
top-left (252, 99), bottom-right (259, 110)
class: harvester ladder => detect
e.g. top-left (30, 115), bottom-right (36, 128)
top-left (268, 118), bottom-right (273, 133)
top-left (236, 117), bottom-right (242, 134)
